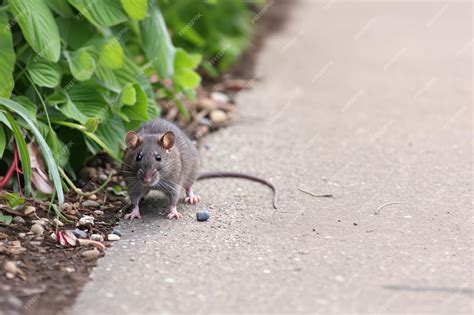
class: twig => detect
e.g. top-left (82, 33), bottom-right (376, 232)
top-left (298, 188), bottom-right (334, 198)
top-left (374, 202), bottom-right (400, 215)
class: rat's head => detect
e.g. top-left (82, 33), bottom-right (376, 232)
top-left (124, 131), bottom-right (175, 187)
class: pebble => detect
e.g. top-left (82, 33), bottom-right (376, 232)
top-left (72, 229), bottom-right (88, 239)
top-left (53, 218), bottom-right (64, 226)
top-left (87, 194), bottom-right (98, 201)
top-left (82, 200), bottom-right (100, 208)
top-left (112, 228), bottom-right (122, 237)
top-left (197, 97), bottom-right (218, 111)
top-left (24, 206), bottom-right (36, 216)
top-left (209, 109), bottom-right (227, 124)
top-left (90, 234), bottom-right (104, 242)
top-left (107, 234), bottom-right (120, 241)
top-left (79, 215), bottom-right (95, 226)
top-left (61, 202), bottom-right (71, 211)
top-left (94, 210), bottom-right (104, 216)
top-left (18, 233), bottom-right (26, 238)
top-left (196, 211), bottom-right (210, 222)
top-left (98, 174), bottom-right (108, 181)
top-left (13, 216), bottom-right (25, 224)
top-left (210, 91), bottom-right (229, 105)
top-left (81, 248), bottom-right (100, 259)
top-left (31, 224), bottom-right (44, 236)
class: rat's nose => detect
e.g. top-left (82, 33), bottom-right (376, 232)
top-left (143, 176), bottom-right (152, 184)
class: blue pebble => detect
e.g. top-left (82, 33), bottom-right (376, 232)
top-left (112, 228), bottom-right (122, 237)
top-left (72, 228), bottom-right (87, 239)
top-left (196, 211), bottom-right (210, 221)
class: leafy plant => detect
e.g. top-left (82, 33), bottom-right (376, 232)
top-left (0, 0), bottom-right (256, 209)
top-left (159, 0), bottom-right (254, 76)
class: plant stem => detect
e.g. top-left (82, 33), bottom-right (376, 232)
top-left (51, 120), bottom-right (117, 159)
top-left (59, 167), bottom-right (112, 197)
top-left (0, 142), bottom-right (18, 188)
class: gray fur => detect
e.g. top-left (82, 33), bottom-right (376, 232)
top-left (123, 118), bottom-right (200, 209)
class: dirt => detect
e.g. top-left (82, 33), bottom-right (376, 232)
top-left (0, 2), bottom-right (293, 315)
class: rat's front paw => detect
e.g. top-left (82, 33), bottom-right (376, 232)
top-left (124, 211), bottom-right (141, 220)
top-left (185, 195), bottom-right (202, 205)
top-left (167, 210), bottom-right (183, 220)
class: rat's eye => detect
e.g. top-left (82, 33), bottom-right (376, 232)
top-left (155, 154), bottom-right (161, 161)
top-left (136, 152), bottom-right (143, 161)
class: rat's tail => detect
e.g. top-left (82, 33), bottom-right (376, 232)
top-left (196, 172), bottom-right (277, 209)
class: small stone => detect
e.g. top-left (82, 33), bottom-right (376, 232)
top-left (81, 248), bottom-right (101, 259)
top-left (112, 228), bottom-right (122, 237)
top-left (82, 200), bottom-right (100, 208)
top-left (196, 211), bottom-right (210, 222)
top-left (98, 174), bottom-right (108, 181)
top-left (210, 91), bottom-right (229, 105)
top-left (107, 234), bottom-right (120, 241)
top-left (31, 224), bottom-right (44, 236)
top-left (53, 218), bottom-right (64, 227)
top-left (61, 202), bottom-right (71, 211)
top-left (18, 233), bottom-right (26, 238)
top-left (90, 234), bottom-right (104, 242)
top-left (24, 206), bottom-right (36, 216)
top-left (197, 97), bottom-right (218, 111)
top-left (72, 229), bottom-right (87, 239)
top-left (79, 215), bottom-right (95, 226)
top-left (94, 210), bottom-right (104, 216)
top-left (13, 216), bottom-right (25, 224)
top-left (209, 110), bottom-right (227, 124)
top-left (4, 261), bottom-right (25, 280)
top-left (87, 194), bottom-right (98, 201)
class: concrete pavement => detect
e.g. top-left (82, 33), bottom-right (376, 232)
top-left (73, 1), bottom-right (473, 314)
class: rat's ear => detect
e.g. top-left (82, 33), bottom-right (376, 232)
top-left (159, 131), bottom-right (175, 150)
top-left (125, 131), bottom-right (140, 149)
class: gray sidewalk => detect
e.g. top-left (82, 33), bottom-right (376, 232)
top-left (73, 1), bottom-right (473, 314)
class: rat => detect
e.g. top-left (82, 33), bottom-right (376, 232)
top-left (122, 118), bottom-right (277, 220)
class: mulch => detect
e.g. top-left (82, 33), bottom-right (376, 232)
top-left (0, 1), bottom-right (293, 314)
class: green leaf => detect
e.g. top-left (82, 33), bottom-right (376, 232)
top-left (174, 68), bottom-right (201, 89)
top-left (95, 64), bottom-right (121, 91)
top-left (0, 98), bottom-right (64, 205)
top-left (120, 84), bottom-right (148, 121)
top-left (11, 96), bottom-right (37, 122)
top-left (0, 191), bottom-right (25, 208)
top-left (66, 82), bottom-right (108, 120)
top-left (1, 112), bottom-right (31, 194)
top-left (45, 0), bottom-right (74, 17)
top-left (0, 212), bottom-right (13, 225)
top-left (99, 38), bottom-right (124, 69)
top-left (27, 58), bottom-right (62, 88)
top-left (65, 49), bottom-right (96, 81)
top-left (8, 0), bottom-right (61, 62)
top-left (68, 0), bottom-right (128, 27)
top-left (59, 99), bottom-right (89, 125)
top-left (47, 129), bottom-right (69, 167)
top-left (174, 48), bottom-right (201, 69)
top-left (56, 17), bottom-right (96, 50)
top-left (140, 4), bottom-right (175, 78)
top-left (0, 12), bottom-right (15, 98)
top-left (120, 83), bottom-right (136, 105)
top-left (121, 0), bottom-right (147, 20)
top-left (84, 117), bottom-right (100, 133)
top-left (0, 124), bottom-right (6, 158)
top-left (95, 114), bottom-right (126, 158)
